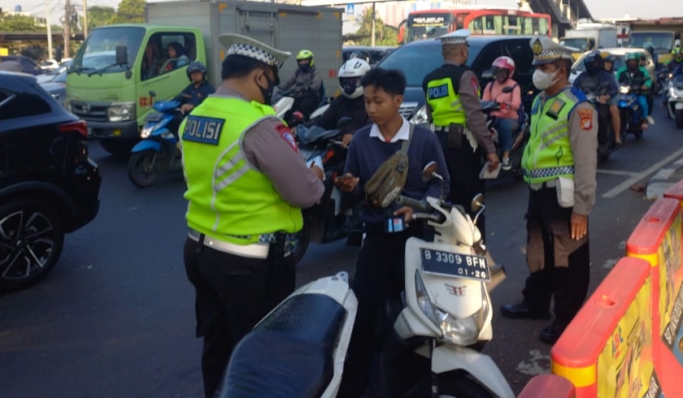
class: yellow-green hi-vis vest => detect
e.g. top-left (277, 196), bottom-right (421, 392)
top-left (522, 88), bottom-right (580, 185)
top-left (180, 96), bottom-right (304, 245)
top-left (425, 77), bottom-right (467, 127)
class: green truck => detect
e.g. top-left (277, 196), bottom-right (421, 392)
top-left (65, 0), bottom-right (344, 157)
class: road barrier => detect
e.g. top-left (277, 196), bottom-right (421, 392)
top-left (517, 374), bottom-right (576, 398)
top-left (550, 257), bottom-right (655, 397)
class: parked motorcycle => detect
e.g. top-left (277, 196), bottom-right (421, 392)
top-left (617, 84), bottom-right (645, 141)
top-left (581, 80), bottom-right (615, 160)
top-left (127, 91), bottom-right (183, 188)
top-left (216, 270), bottom-right (358, 398)
top-left (666, 74), bottom-right (683, 129)
top-left (290, 117), bottom-right (361, 265)
top-left (382, 163), bottom-right (513, 398)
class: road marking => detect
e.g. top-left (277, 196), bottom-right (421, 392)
top-left (651, 168), bottom-right (676, 181)
top-left (597, 169), bottom-right (638, 176)
top-left (516, 349), bottom-right (550, 376)
top-left (602, 148), bottom-right (683, 198)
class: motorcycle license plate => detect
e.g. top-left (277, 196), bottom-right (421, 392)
top-left (676, 103), bottom-right (683, 110)
top-left (146, 113), bottom-right (163, 122)
top-left (420, 248), bottom-right (491, 282)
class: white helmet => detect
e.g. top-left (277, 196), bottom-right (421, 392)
top-left (338, 59), bottom-right (371, 99)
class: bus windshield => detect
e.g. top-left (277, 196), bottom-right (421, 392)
top-left (71, 27), bottom-right (145, 74)
top-left (628, 32), bottom-right (674, 51)
top-left (406, 13), bottom-right (452, 42)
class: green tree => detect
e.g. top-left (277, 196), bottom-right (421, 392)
top-left (0, 14), bottom-right (39, 32)
top-left (88, 6), bottom-right (116, 30)
top-left (353, 8), bottom-right (398, 46)
top-left (109, 0), bottom-right (146, 24)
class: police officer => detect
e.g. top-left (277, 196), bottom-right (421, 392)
top-left (180, 34), bottom-right (325, 398)
top-left (501, 37), bottom-right (597, 345)
top-left (422, 29), bottom-right (500, 237)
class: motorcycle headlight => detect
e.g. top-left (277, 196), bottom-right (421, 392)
top-left (410, 105), bottom-right (429, 125)
top-left (140, 125), bottom-right (154, 139)
top-left (620, 86), bottom-right (630, 94)
top-left (108, 102), bottom-right (136, 122)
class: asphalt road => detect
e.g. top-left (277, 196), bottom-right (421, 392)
top-left (1, 102), bottom-right (682, 398)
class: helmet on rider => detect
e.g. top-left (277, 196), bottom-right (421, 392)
top-left (186, 61), bottom-right (207, 82)
top-left (604, 54), bottom-right (617, 72)
top-left (491, 56), bottom-right (515, 82)
top-left (583, 51), bottom-right (604, 75)
top-left (673, 47), bottom-right (683, 63)
top-left (338, 58), bottom-right (371, 99)
top-left (626, 52), bottom-right (640, 70)
top-left (296, 49), bottom-right (314, 72)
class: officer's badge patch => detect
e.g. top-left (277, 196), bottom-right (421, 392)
top-left (182, 116), bottom-right (225, 145)
top-left (470, 77), bottom-right (480, 94)
top-left (532, 39), bottom-right (543, 56)
top-left (276, 124), bottom-right (298, 153)
top-left (578, 109), bottom-right (593, 131)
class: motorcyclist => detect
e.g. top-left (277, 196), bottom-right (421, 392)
top-left (603, 54), bottom-right (623, 144)
top-left (173, 61), bottom-right (215, 114)
top-left (646, 46), bottom-right (658, 66)
top-left (301, 58), bottom-right (372, 147)
top-left (574, 52), bottom-right (618, 143)
top-left (616, 52), bottom-right (654, 129)
top-left (279, 49), bottom-right (323, 120)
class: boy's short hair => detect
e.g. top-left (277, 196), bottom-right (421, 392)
top-left (360, 68), bottom-right (406, 96)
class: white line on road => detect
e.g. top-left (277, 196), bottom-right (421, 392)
top-left (602, 148), bottom-right (683, 198)
top-left (651, 168), bottom-right (676, 181)
top-left (597, 169), bottom-right (639, 176)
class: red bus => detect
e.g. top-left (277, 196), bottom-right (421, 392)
top-left (398, 8), bottom-right (553, 44)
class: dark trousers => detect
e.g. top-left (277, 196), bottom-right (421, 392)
top-left (521, 188), bottom-right (590, 328)
top-left (183, 237), bottom-right (295, 398)
top-left (436, 130), bottom-right (487, 237)
top-left (338, 227), bottom-right (418, 397)
top-left (647, 88), bottom-right (654, 116)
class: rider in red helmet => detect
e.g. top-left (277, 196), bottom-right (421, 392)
top-left (482, 56), bottom-right (522, 170)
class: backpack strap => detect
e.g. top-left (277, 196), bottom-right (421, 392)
top-left (400, 123), bottom-right (414, 155)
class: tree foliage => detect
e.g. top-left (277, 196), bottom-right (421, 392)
top-left (86, 6), bottom-right (116, 31)
top-left (0, 14), bottom-right (39, 32)
top-left (109, 0), bottom-right (146, 24)
top-left (353, 7), bottom-right (398, 46)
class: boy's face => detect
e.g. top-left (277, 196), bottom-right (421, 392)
top-left (363, 85), bottom-right (403, 126)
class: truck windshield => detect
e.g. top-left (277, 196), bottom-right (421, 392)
top-left (406, 13), bottom-right (452, 43)
top-left (71, 27), bottom-right (145, 74)
top-left (628, 32), bottom-right (673, 51)
top-left (561, 38), bottom-right (591, 52)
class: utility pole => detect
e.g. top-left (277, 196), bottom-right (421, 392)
top-left (82, 0), bottom-right (88, 38)
top-left (46, 0), bottom-right (53, 60)
top-left (370, 2), bottom-right (376, 47)
top-left (63, 0), bottom-right (72, 58)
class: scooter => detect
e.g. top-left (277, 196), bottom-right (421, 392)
top-left (127, 91), bottom-right (183, 188)
top-left (666, 74), bottom-right (683, 129)
top-left (382, 162), bottom-right (513, 398)
top-left (581, 81), bottom-right (615, 160)
top-left (272, 88), bottom-right (330, 126)
top-left (216, 271), bottom-right (358, 398)
top-left (617, 84), bottom-right (645, 141)
top-left (289, 117), bottom-right (362, 266)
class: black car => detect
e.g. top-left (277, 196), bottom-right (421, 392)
top-left (0, 71), bottom-right (102, 291)
top-left (376, 35), bottom-right (539, 121)
top-left (0, 55), bottom-right (44, 76)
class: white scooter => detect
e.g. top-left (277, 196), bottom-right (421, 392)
top-left (666, 74), bottom-right (683, 129)
top-left (388, 162), bottom-right (514, 398)
top-left (216, 271), bottom-right (357, 398)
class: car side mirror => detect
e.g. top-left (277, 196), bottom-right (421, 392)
top-left (115, 45), bottom-right (128, 65)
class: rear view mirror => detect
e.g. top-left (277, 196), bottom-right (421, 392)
top-left (115, 45), bottom-right (128, 65)
top-left (471, 193), bottom-right (485, 212)
top-left (421, 161), bottom-right (438, 182)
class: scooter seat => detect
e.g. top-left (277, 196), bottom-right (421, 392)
top-left (217, 293), bottom-right (347, 398)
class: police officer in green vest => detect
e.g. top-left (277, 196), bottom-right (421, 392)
top-left (180, 33), bottom-right (324, 398)
top-left (501, 36), bottom-right (598, 345)
top-left (422, 29), bottom-right (500, 237)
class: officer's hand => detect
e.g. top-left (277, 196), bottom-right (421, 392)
top-left (181, 103), bottom-right (194, 114)
top-left (570, 212), bottom-right (588, 240)
top-left (342, 133), bottom-right (353, 148)
top-left (310, 165), bottom-right (324, 181)
top-left (394, 206), bottom-right (414, 223)
top-left (486, 153), bottom-right (500, 172)
top-left (334, 173), bottom-right (359, 192)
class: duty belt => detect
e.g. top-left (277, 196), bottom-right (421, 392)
top-left (188, 228), bottom-right (270, 259)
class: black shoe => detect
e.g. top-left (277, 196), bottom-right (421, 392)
top-left (539, 322), bottom-right (566, 345)
top-left (500, 302), bottom-right (551, 320)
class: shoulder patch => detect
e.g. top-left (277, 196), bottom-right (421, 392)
top-left (578, 108), bottom-right (593, 131)
top-left (470, 76), bottom-right (480, 93)
top-left (275, 124), bottom-right (298, 153)
top-left (182, 116), bottom-right (225, 145)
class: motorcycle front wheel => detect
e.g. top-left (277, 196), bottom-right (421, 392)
top-left (438, 373), bottom-right (495, 398)
top-left (128, 149), bottom-right (163, 188)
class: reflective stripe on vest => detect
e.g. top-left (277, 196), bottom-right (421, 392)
top-left (425, 77), bottom-right (466, 127)
top-left (522, 89), bottom-right (579, 185)
top-left (181, 96), bottom-right (304, 245)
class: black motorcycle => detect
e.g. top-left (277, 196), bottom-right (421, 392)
top-left (578, 79), bottom-right (615, 160)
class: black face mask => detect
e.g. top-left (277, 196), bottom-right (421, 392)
top-left (258, 74), bottom-right (276, 106)
top-left (298, 63), bottom-right (311, 72)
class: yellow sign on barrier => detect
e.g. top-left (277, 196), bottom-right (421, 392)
top-left (660, 213), bottom-right (683, 351)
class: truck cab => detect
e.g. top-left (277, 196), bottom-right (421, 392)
top-left (66, 25), bottom-right (205, 157)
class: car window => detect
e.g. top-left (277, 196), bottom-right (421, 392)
top-left (21, 58), bottom-right (38, 71)
top-left (0, 87), bottom-right (51, 120)
top-left (141, 32), bottom-right (196, 81)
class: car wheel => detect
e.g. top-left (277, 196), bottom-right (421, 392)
top-left (0, 199), bottom-right (65, 291)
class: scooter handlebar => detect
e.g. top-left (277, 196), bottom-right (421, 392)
top-left (396, 195), bottom-right (428, 211)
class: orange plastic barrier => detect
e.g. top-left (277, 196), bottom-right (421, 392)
top-left (551, 257), bottom-right (659, 397)
top-left (627, 197), bottom-right (683, 395)
top-left (517, 374), bottom-right (575, 398)
top-left (663, 179), bottom-right (683, 209)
